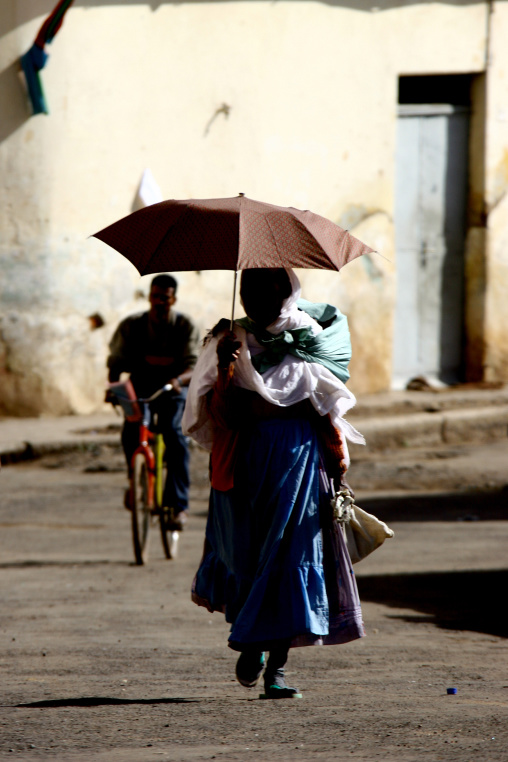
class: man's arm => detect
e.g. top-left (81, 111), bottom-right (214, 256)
top-left (107, 318), bottom-right (134, 382)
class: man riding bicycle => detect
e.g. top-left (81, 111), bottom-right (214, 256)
top-left (107, 273), bottom-right (199, 530)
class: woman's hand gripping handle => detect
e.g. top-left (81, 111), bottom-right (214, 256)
top-left (217, 332), bottom-right (242, 369)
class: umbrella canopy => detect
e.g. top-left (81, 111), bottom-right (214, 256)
top-left (93, 195), bottom-right (374, 275)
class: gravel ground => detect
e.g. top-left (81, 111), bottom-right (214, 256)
top-left (0, 443), bottom-right (507, 761)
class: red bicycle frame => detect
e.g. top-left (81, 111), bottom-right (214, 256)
top-left (129, 418), bottom-right (156, 507)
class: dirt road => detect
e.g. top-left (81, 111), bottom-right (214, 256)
top-left (1, 444), bottom-right (507, 761)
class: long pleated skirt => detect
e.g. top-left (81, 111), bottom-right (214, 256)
top-left (192, 416), bottom-right (365, 650)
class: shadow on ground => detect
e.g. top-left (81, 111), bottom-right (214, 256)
top-left (360, 488), bottom-right (508, 522)
top-left (0, 561), bottom-right (131, 569)
top-left (13, 697), bottom-right (198, 709)
top-left (358, 568), bottom-right (508, 638)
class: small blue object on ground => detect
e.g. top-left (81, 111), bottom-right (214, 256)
top-left (447, 687), bottom-right (457, 695)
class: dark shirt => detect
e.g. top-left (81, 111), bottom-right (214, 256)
top-left (107, 310), bottom-right (199, 397)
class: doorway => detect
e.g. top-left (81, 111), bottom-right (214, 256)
top-left (392, 75), bottom-right (471, 388)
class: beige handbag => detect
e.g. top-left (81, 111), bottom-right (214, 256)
top-left (331, 489), bottom-right (394, 564)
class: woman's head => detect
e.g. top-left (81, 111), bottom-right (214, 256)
top-left (240, 268), bottom-right (292, 328)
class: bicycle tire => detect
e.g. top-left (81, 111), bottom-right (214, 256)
top-left (131, 452), bottom-right (152, 565)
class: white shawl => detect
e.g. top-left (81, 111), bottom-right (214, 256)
top-left (181, 270), bottom-right (365, 465)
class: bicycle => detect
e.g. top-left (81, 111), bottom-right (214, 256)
top-left (108, 379), bottom-right (180, 565)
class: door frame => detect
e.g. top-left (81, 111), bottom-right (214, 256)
top-left (392, 102), bottom-right (470, 388)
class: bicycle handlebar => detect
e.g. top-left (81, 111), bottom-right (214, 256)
top-left (137, 383), bottom-right (173, 404)
top-left (107, 381), bottom-right (174, 415)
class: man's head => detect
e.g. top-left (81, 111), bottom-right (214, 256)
top-left (240, 268), bottom-right (292, 328)
top-left (149, 274), bottom-right (178, 323)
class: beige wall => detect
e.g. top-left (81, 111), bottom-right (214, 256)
top-left (1, 1), bottom-right (506, 414)
top-left (484, 2), bottom-right (508, 382)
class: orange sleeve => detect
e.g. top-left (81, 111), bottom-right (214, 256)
top-left (206, 366), bottom-right (240, 492)
top-left (205, 366), bottom-right (237, 430)
top-left (315, 413), bottom-right (348, 481)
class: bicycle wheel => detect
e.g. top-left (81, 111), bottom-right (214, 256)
top-left (131, 452), bottom-right (153, 565)
top-left (154, 435), bottom-right (179, 559)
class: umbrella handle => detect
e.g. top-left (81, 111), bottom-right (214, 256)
top-left (230, 270), bottom-right (238, 331)
top-left (230, 193), bottom-right (244, 329)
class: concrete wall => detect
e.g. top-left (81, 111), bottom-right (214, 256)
top-left (1, 1), bottom-right (506, 415)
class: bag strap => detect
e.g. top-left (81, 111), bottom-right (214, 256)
top-left (331, 489), bottom-right (355, 524)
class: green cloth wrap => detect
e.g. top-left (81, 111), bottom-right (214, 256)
top-left (236, 298), bottom-right (351, 383)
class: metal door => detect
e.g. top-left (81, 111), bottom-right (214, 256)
top-left (392, 104), bottom-right (469, 387)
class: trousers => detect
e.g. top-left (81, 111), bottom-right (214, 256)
top-left (121, 389), bottom-right (190, 514)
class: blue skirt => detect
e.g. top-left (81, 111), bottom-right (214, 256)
top-left (192, 416), bottom-right (364, 650)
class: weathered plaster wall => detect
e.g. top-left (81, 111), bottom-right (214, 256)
top-left (483, 1), bottom-right (508, 382)
top-left (464, 74), bottom-right (488, 382)
top-left (299, 214), bottom-right (396, 393)
top-left (0, 1), bottom-right (501, 413)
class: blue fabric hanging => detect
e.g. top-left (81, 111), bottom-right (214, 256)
top-left (20, 0), bottom-right (75, 116)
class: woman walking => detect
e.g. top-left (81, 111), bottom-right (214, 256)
top-left (182, 268), bottom-right (365, 698)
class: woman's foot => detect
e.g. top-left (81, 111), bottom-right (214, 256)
top-left (235, 651), bottom-right (265, 688)
top-left (261, 668), bottom-right (302, 699)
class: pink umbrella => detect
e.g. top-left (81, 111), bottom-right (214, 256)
top-left (93, 194), bottom-right (374, 324)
